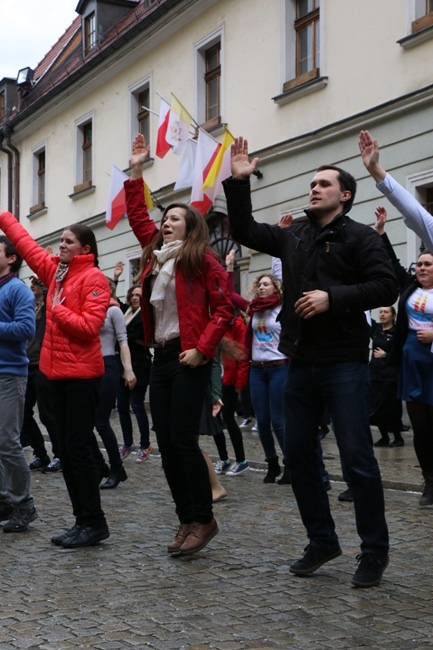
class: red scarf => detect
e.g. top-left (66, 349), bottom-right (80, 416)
top-left (244, 293), bottom-right (282, 358)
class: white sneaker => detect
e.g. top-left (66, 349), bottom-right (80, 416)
top-left (240, 418), bottom-right (252, 428)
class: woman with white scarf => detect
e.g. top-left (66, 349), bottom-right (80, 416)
top-left (123, 133), bottom-right (233, 557)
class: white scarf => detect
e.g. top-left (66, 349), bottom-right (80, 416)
top-left (124, 305), bottom-right (141, 326)
top-left (150, 240), bottom-right (182, 311)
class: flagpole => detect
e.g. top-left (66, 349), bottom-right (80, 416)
top-left (155, 89), bottom-right (171, 105)
top-left (170, 92), bottom-right (201, 131)
top-left (141, 105), bottom-right (159, 117)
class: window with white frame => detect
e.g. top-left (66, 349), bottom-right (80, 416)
top-left (195, 27), bottom-right (223, 131)
top-left (130, 80), bottom-right (151, 153)
top-left (85, 12), bottom-right (96, 53)
top-left (283, 0), bottom-right (322, 92)
top-left (30, 147), bottom-right (46, 213)
top-left (74, 116), bottom-right (93, 193)
top-left (413, 0), bottom-right (433, 31)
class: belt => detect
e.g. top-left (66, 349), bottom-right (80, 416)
top-left (153, 336), bottom-right (181, 349)
top-left (250, 359), bottom-right (288, 368)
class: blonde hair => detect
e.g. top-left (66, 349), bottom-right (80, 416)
top-left (249, 274), bottom-right (283, 299)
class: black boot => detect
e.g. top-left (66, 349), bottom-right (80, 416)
top-left (263, 456), bottom-right (281, 483)
top-left (277, 465), bottom-right (291, 485)
top-left (98, 461), bottom-right (110, 482)
top-left (419, 474), bottom-right (433, 506)
top-left (389, 432), bottom-right (404, 447)
top-left (100, 466), bottom-right (128, 490)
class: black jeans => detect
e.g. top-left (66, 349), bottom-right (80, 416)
top-left (49, 377), bottom-right (106, 527)
top-left (21, 367), bottom-right (60, 459)
top-left (94, 356), bottom-right (123, 469)
top-left (216, 384), bottom-right (246, 463)
top-left (150, 341), bottom-right (213, 524)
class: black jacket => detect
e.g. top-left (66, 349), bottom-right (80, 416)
top-left (369, 321), bottom-right (399, 382)
top-left (223, 177), bottom-right (399, 363)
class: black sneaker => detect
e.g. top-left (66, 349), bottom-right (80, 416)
top-left (3, 507), bottom-right (38, 532)
top-left (290, 543), bottom-right (342, 576)
top-left (29, 456), bottom-right (50, 471)
top-left (338, 488), bottom-right (354, 502)
top-left (352, 552), bottom-right (389, 588)
top-left (0, 504), bottom-right (13, 521)
top-left (42, 458), bottom-right (62, 473)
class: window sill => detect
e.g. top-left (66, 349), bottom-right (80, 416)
top-left (273, 75), bottom-right (328, 106)
top-left (26, 204), bottom-right (47, 220)
top-left (69, 182), bottom-right (96, 200)
top-left (196, 118), bottom-right (225, 137)
top-left (397, 22), bottom-right (433, 48)
top-left (124, 158), bottom-right (154, 176)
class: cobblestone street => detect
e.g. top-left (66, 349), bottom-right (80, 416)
top-left (1, 416), bottom-right (432, 650)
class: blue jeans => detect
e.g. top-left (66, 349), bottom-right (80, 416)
top-left (284, 360), bottom-right (389, 555)
top-left (249, 364), bottom-right (286, 461)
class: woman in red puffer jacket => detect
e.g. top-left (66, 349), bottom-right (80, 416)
top-left (0, 212), bottom-right (110, 549)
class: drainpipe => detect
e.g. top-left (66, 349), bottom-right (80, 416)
top-left (3, 125), bottom-right (20, 219)
top-left (0, 129), bottom-right (13, 213)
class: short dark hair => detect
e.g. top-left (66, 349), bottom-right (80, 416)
top-left (0, 235), bottom-right (23, 273)
top-left (316, 165), bottom-right (357, 213)
top-left (66, 224), bottom-right (99, 267)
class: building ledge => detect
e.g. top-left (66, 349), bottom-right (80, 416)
top-left (398, 23), bottom-right (433, 49)
top-left (26, 204), bottom-right (47, 220)
top-left (273, 76), bottom-right (328, 106)
top-left (69, 182), bottom-right (96, 200)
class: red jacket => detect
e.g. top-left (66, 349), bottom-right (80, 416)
top-left (124, 178), bottom-right (233, 359)
top-left (0, 211), bottom-right (110, 379)
top-left (221, 316), bottom-right (249, 391)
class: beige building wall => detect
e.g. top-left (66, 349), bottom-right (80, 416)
top-left (1, 0), bottom-right (433, 294)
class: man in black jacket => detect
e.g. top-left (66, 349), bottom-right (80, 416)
top-left (223, 137), bottom-right (399, 588)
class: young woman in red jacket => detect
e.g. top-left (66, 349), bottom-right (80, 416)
top-left (0, 213), bottom-right (111, 548)
top-left (124, 134), bottom-right (233, 556)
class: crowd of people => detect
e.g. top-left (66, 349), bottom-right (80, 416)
top-left (0, 128), bottom-right (432, 590)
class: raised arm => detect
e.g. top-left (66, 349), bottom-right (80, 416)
top-left (359, 130), bottom-right (387, 183)
top-left (130, 133), bottom-right (150, 180)
top-left (359, 130), bottom-right (433, 249)
top-left (124, 135), bottom-right (158, 247)
top-left (230, 137), bottom-right (260, 180)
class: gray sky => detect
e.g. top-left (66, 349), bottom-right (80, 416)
top-left (1, 1), bottom-right (78, 79)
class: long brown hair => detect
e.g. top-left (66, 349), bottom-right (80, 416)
top-left (135, 203), bottom-right (215, 280)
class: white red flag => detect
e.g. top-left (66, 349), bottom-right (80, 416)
top-left (155, 98), bottom-right (171, 158)
top-left (190, 129), bottom-right (220, 215)
top-left (106, 165), bottom-right (154, 230)
top-left (106, 165), bottom-right (128, 230)
top-left (202, 128), bottom-right (235, 203)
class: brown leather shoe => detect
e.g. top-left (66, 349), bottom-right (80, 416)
top-left (167, 523), bottom-right (193, 554)
top-left (177, 519), bottom-right (218, 555)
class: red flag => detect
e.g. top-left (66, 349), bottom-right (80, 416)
top-left (156, 99), bottom-right (171, 158)
top-left (106, 165), bottom-right (128, 230)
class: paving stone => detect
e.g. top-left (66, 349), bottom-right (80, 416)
top-left (1, 414), bottom-right (429, 648)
